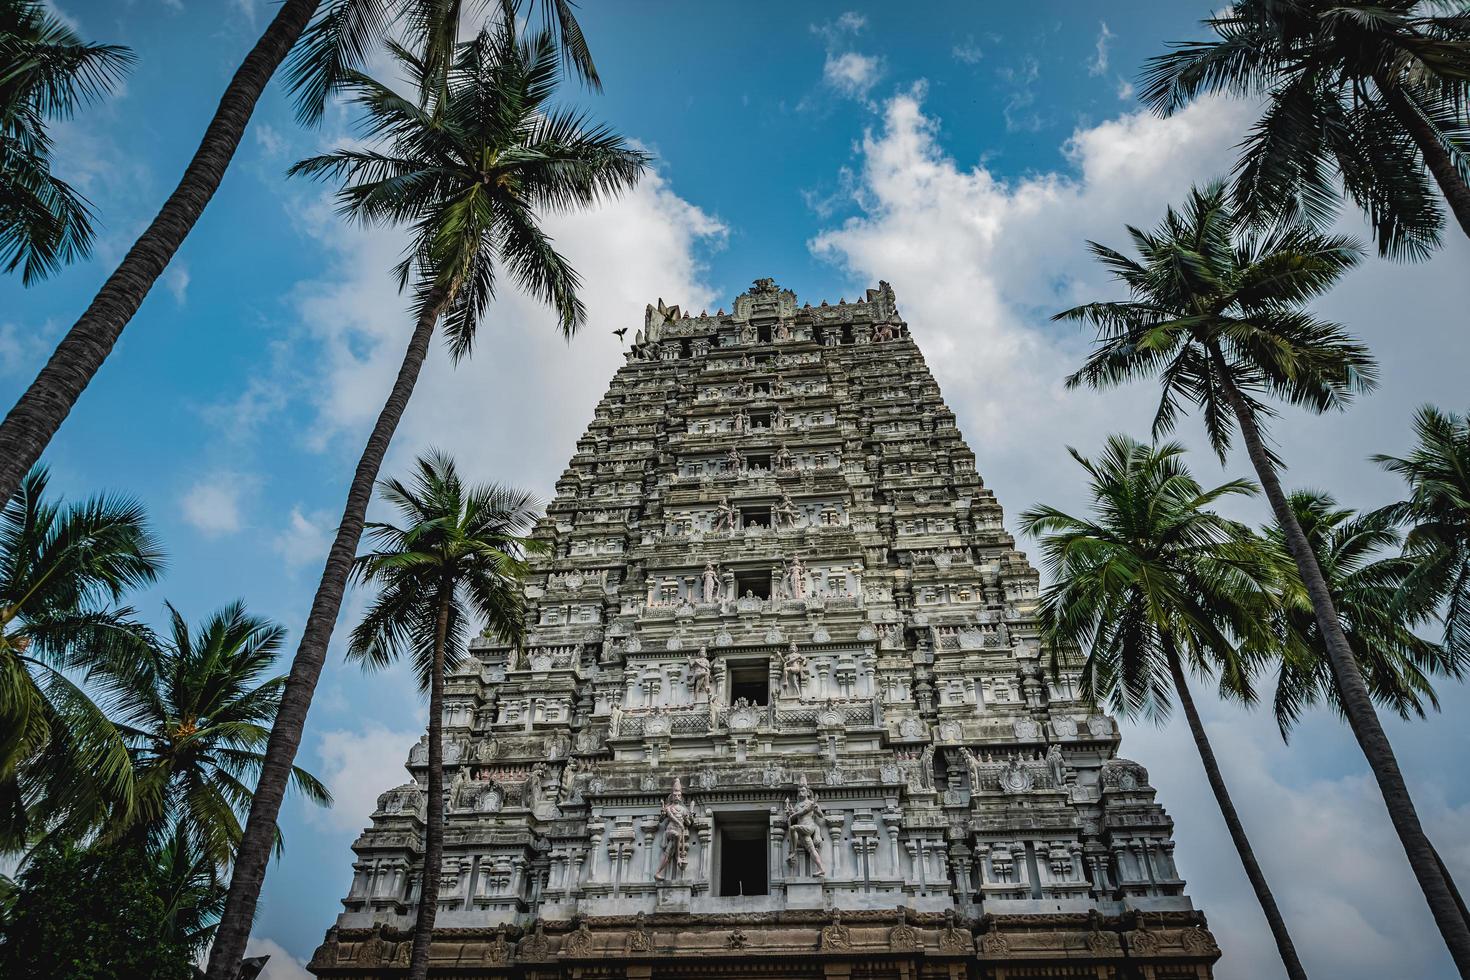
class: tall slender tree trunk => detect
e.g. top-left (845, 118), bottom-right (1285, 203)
top-left (408, 583), bottom-right (452, 980)
top-left (1210, 348), bottom-right (1470, 976)
top-left (1164, 641), bottom-right (1308, 980)
top-left (0, 0), bottom-right (321, 510)
top-left (206, 287), bottom-right (450, 980)
top-left (1376, 73), bottom-right (1470, 244)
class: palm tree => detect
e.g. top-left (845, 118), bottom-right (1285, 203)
top-left (1021, 436), bottom-right (1309, 978)
top-left (0, 0), bottom-right (602, 542)
top-left (1375, 405), bottom-right (1470, 660)
top-left (0, 464), bottom-right (162, 848)
top-left (206, 25), bottom-right (644, 980)
top-left (1264, 490), bottom-right (1465, 738)
top-left (1059, 182), bottom-right (1470, 971)
top-left (1141, 0), bottom-right (1470, 258)
top-left (0, 0), bottom-right (134, 283)
top-left (348, 450), bottom-right (541, 979)
top-left (90, 600), bottom-right (330, 867)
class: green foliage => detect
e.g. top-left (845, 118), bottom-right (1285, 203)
top-left (288, 17), bottom-right (648, 351)
top-left (0, 465), bottom-right (162, 847)
top-left (349, 449), bottom-right (545, 683)
top-left (89, 601), bottom-right (331, 868)
top-left (1141, 0), bottom-right (1470, 258)
top-left (1375, 404), bottom-right (1470, 658)
top-left (0, 838), bottom-right (213, 980)
top-left (1020, 435), bottom-right (1272, 720)
top-left (285, 0), bottom-right (602, 127)
top-left (1262, 489), bottom-right (1465, 738)
top-left (0, 0), bottom-right (134, 282)
top-left (1058, 181), bottom-right (1376, 463)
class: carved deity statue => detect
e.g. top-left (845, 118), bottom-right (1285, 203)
top-left (689, 646), bottom-right (712, 698)
top-left (701, 561), bottom-right (720, 603)
top-left (784, 775), bottom-right (827, 877)
top-left (960, 746), bottom-right (983, 792)
top-left (1047, 743), bottom-right (1067, 788)
top-left (733, 407), bottom-right (749, 433)
top-left (775, 491), bottom-right (800, 528)
top-left (713, 497), bottom-right (737, 533)
top-left (786, 554), bottom-right (808, 599)
top-left (653, 778), bottom-right (694, 881)
top-left (776, 444), bottom-right (794, 470)
top-left (610, 703), bottom-right (623, 737)
top-left (726, 446), bottom-right (744, 472)
top-left (782, 641), bottom-right (807, 695)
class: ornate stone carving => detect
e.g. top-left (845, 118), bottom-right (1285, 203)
top-left (482, 924), bottom-right (513, 964)
top-left (623, 911), bottom-right (653, 953)
top-left (888, 907), bottom-right (922, 950)
top-left (819, 910), bottom-right (853, 951)
top-left (516, 921), bottom-right (551, 961)
top-left (978, 931), bottom-right (1010, 955)
top-left (1128, 927), bottom-right (1160, 955)
top-left (939, 910), bottom-right (971, 952)
top-left (649, 778), bottom-right (692, 881)
top-left (784, 775), bottom-right (828, 877)
top-left (562, 918), bottom-right (595, 956)
top-left (1180, 926), bottom-right (1220, 955)
top-left (725, 928), bottom-right (749, 950)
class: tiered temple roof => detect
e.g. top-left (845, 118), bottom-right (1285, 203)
top-left (309, 278), bottom-right (1220, 979)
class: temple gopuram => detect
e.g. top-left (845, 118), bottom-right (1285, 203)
top-left (309, 278), bottom-right (1221, 979)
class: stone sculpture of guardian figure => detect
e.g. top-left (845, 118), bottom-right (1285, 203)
top-left (654, 778), bottom-right (694, 881)
top-left (784, 775), bottom-right (827, 877)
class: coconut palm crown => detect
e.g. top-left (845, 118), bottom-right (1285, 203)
top-left (1375, 404), bottom-right (1470, 660)
top-left (1021, 435), bottom-right (1308, 979)
top-left (289, 21), bottom-right (647, 351)
top-left (348, 449), bottom-right (544, 980)
top-left (1264, 489), bottom-right (1465, 738)
top-left (1060, 181), bottom-right (1470, 972)
top-left (0, 464), bottom-right (162, 847)
top-left (210, 26), bottom-right (643, 980)
top-left (1141, 0), bottom-right (1470, 258)
top-left (0, 0), bottom-right (134, 282)
top-left (93, 601), bottom-right (331, 867)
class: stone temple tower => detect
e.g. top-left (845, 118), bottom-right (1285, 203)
top-left (309, 279), bottom-right (1221, 978)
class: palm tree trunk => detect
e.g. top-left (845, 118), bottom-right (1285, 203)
top-left (0, 0), bottom-right (322, 509)
top-left (1210, 348), bottom-right (1470, 976)
top-left (1164, 640), bottom-right (1309, 980)
top-left (408, 581), bottom-right (453, 980)
top-left (205, 286), bottom-right (450, 980)
top-left (1376, 73), bottom-right (1470, 244)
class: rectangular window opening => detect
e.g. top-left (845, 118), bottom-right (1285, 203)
top-left (733, 570), bottom-right (771, 601)
top-left (757, 324), bottom-right (772, 343)
top-left (717, 815), bottom-right (769, 896)
top-left (739, 506), bottom-right (771, 528)
top-left (727, 659), bottom-right (770, 706)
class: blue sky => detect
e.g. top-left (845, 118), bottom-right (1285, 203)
top-left (4, 3), bottom-right (1470, 978)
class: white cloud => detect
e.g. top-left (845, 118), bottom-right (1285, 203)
top-left (823, 50), bottom-right (884, 102)
top-left (1116, 77), bottom-right (1135, 101)
top-left (245, 938), bottom-right (314, 980)
top-left (809, 11), bottom-right (882, 106)
top-left (287, 162), bottom-right (726, 502)
top-left (273, 505), bottom-right (335, 569)
top-left (180, 471), bottom-right (253, 536)
top-left (809, 83), bottom-right (1470, 980)
top-left (312, 724), bottom-right (422, 833)
top-left (952, 36), bottom-right (985, 66)
top-left (998, 57), bottom-right (1043, 133)
top-left (254, 122), bottom-right (287, 158)
top-left (164, 263), bottom-right (190, 305)
top-left (1088, 21), bottom-right (1114, 76)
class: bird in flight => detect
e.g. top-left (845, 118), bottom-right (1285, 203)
top-left (612, 328), bottom-right (629, 345)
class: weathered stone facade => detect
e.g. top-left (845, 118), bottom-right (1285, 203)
top-left (310, 279), bottom-right (1219, 978)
